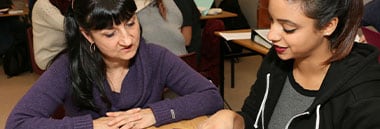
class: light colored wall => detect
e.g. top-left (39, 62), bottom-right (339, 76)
top-left (238, 0), bottom-right (259, 29)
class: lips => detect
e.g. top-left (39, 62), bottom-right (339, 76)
top-left (121, 44), bottom-right (133, 52)
top-left (274, 45), bottom-right (287, 53)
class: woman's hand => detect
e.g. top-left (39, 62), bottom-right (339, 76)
top-left (93, 116), bottom-right (119, 129)
top-left (106, 108), bottom-right (156, 129)
top-left (198, 109), bottom-right (244, 129)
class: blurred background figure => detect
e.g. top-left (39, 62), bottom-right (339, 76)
top-left (362, 0), bottom-right (380, 32)
top-left (31, 0), bottom-right (71, 70)
top-left (137, 0), bottom-right (201, 56)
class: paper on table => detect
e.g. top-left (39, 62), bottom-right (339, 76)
top-left (219, 32), bottom-right (252, 41)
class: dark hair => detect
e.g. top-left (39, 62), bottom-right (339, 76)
top-left (64, 0), bottom-right (137, 112)
top-left (296, 0), bottom-right (363, 62)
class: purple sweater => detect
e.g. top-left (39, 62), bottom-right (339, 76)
top-left (6, 40), bottom-right (223, 129)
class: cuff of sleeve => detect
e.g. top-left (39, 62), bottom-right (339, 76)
top-left (72, 114), bottom-right (93, 129)
top-left (148, 101), bottom-right (175, 126)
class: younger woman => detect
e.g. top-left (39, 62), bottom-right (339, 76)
top-left (199, 0), bottom-right (380, 128)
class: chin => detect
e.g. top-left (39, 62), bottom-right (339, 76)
top-left (277, 54), bottom-right (293, 61)
top-left (123, 52), bottom-right (137, 60)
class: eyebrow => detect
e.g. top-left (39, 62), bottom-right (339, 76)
top-left (277, 19), bottom-right (298, 27)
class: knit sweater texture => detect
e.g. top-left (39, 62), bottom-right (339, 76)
top-left (6, 40), bottom-right (224, 129)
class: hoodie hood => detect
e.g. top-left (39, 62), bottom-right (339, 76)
top-left (310, 43), bottom-right (380, 109)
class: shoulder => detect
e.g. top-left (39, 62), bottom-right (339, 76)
top-left (48, 53), bottom-right (69, 71)
top-left (137, 39), bottom-right (177, 61)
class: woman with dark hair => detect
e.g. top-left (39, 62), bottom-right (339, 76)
top-left (5, 0), bottom-right (223, 128)
top-left (199, 0), bottom-right (380, 128)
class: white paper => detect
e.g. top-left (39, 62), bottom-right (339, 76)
top-left (219, 32), bottom-right (252, 41)
top-left (254, 29), bottom-right (271, 43)
top-left (254, 35), bottom-right (272, 49)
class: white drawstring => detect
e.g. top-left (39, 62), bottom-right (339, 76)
top-left (254, 73), bottom-right (270, 129)
top-left (315, 104), bottom-right (321, 129)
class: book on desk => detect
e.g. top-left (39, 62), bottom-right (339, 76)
top-left (218, 29), bottom-right (272, 49)
top-left (251, 29), bottom-right (272, 49)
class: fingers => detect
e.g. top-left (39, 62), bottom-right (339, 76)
top-left (107, 108), bottom-right (141, 117)
top-left (106, 108), bottom-right (142, 126)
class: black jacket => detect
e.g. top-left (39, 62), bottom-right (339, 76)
top-left (239, 43), bottom-right (380, 129)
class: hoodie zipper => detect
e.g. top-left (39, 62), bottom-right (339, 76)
top-left (254, 73), bottom-right (271, 129)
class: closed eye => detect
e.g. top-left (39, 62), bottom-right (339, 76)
top-left (283, 28), bottom-right (296, 33)
top-left (104, 32), bottom-right (115, 38)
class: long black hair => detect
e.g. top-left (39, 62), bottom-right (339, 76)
top-left (64, 0), bottom-right (137, 112)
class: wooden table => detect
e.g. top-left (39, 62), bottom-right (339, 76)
top-left (215, 29), bottom-right (269, 55)
top-left (200, 11), bottom-right (238, 20)
top-left (147, 116), bottom-right (207, 129)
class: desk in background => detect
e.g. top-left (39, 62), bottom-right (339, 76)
top-left (215, 29), bottom-right (269, 99)
top-left (215, 29), bottom-right (270, 55)
top-left (147, 116), bottom-right (207, 129)
top-left (0, 8), bottom-right (29, 17)
top-left (200, 10), bottom-right (237, 20)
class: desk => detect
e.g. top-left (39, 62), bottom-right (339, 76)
top-left (0, 8), bottom-right (29, 17)
top-left (215, 29), bottom-right (269, 98)
top-left (214, 29), bottom-right (269, 55)
top-left (200, 11), bottom-right (238, 20)
top-left (147, 116), bottom-right (207, 129)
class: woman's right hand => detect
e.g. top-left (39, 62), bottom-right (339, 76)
top-left (198, 109), bottom-right (244, 129)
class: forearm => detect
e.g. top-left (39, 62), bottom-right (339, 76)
top-left (181, 26), bottom-right (192, 46)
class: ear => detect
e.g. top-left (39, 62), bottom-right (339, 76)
top-left (80, 27), bottom-right (94, 43)
top-left (322, 17), bottom-right (339, 36)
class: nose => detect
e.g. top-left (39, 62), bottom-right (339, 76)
top-left (119, 29), bottom-right (133, 45)
top-left (267, 25), bottom-right (281, 43)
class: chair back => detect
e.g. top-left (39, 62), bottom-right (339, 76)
top-left (361, 27), bottom-right (380, 62)
top-left (26, 27), bottom-right (45, 74)
top-left (199, 19), bottom-right (225, 86)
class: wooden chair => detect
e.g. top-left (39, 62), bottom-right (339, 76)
top-left (26, 26), bottom-right (45, 75)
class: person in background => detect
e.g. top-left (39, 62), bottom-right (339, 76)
top-left (176, 0), bottom-right (201, 56)
top-left (137, 0), bottom-right (201, 56)
top-left (6, 0), bottom-right (223, 128)
top-left (32, 0), bottom-right (71, 70)
top-left (199, 0), bottom-right (380, 128)
top-left (362, 0), bottom-right (380, 31)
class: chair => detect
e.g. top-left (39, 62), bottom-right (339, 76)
top-left (26, 26), bottom-right (45, 75)
top-left (361, 26), bottom-right (380, 62)
top-left (199, 19), bottom-right (225, 87)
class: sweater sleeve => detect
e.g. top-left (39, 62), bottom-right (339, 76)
top-left (147, 47), bottom-right (224, 126)
top-left (5, 55), bottom-right (93, 129)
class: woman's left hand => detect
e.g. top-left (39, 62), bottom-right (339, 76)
top-left (106, 108), bottom-right (156, 129)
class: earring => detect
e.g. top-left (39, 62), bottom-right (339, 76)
top-left (90, 43), bottom-right (96, 53)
